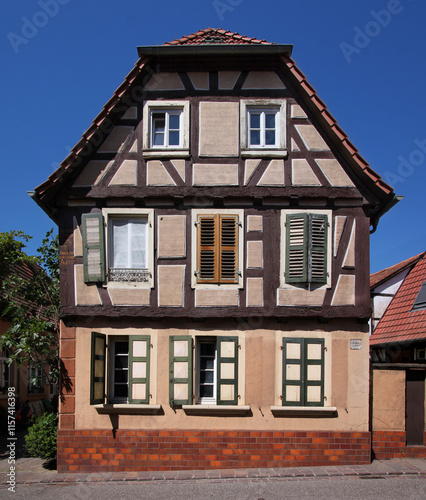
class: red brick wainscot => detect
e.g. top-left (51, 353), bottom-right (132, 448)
top-left (372, 431), bottom-right (426, 460)
top-left (57, 429), bottom-right (371, 473)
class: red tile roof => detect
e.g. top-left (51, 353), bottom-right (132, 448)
top-left (164, 28), bottom-right (271, 46)
top-left (370, 253), bottom-right (426, 345)
top-left (370, 252), bottom-right (424, 289)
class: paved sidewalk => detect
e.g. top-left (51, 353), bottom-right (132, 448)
top-left (1, 457), bottom-right (425, 485)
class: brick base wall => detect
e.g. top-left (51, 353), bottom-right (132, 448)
top-left (372, 431), bottom-right (426, 460)
top-left (57, 429), bottom-right (371, 473)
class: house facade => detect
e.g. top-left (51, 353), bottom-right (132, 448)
top-left (32, 29), bottom-right (398, 472)
top-left (370, 252), bottom-right (426, 459)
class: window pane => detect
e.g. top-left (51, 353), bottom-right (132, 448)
top-left (265, 130), bottom-right (276, 145)
top-left (129, 220), bottom-right (147, 268)
top-left (152, 114), bottom-right (165, 131)
top-left (200, 371), bottom-right (214, 384)
top-left (200, 358), bottom-right (214, 370)
top-left (265, 113), bottom-right (276, 128)
top-left (111, 220), bottom-right (129, 268)
top-left (250, 130), bottom-right (260, 145)
top-left (200, 385), bottom-right (214, 398)
top-left (114, 370), bottom-right (128, 383)
top-left (168, 131), bottom-right (180, 146)
top-left (153, 132), bottom-right (164, 146)
top-left (114, 385), bottom-right (128, 398)
top-left (250, 112), bottom-right (260, 128)
top-left (169, 113), bottom-right (180, 129)
top-left (115, 341), bottom-right (128, 354)
top-left (114, 356), bottom-right (128, 369)
top-left (200, 343), bottom-right (215, 356)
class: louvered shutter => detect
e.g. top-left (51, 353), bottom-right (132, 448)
top-left (90, 332), bottom-right (106, 405)
top-left (197, 214), bottom-right (239, 284)
top-left (169, 336), bottom-right (193, 405)
top-left (82, 213), bottom-right (105, 283)
top-left (217, 337), bottom-right (238, 405)
top-left (129, 335), bottom-right (150, 404)
top-left (220, 217), bottom-right (238, 283)
top-left (308, 214), bottom-right (328, 283)
top-left (198, 215), bottom-right (218, 283)
top-left (285, 213), bottom-right (308, 283)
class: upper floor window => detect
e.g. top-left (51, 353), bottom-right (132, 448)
top-left (142, 100), bottom-right (190, 157)
top-left (280, 210), bottom-right (331, 288)
top-left (151, 109), bottom-right (182, 148)
top-left (81, 209), bottom-right (154, 287)
top-left (192, 210), bottom-right (244, 288)
top-left (240, 99), bottom-right (286, 156)
top-left (247, 108), bottom-right (279, 148)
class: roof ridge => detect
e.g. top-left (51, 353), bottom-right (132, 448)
top-left (164, 28), bottom-right (271, 46)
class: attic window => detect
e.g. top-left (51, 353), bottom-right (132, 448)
top-left (412, 281), bottom-right (426, 311)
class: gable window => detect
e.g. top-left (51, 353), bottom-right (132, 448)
top-left (282, 338), bottom-right (324, 407)
top-left (142, 100), bottom-right (190, 157)
top-left (240, 99), bottom-right (286, 157)
top-left (281, 210), bottom-right (331, 287)
top-left (169, 335), bottom-right (239, 406)
top-left (247, 108), bottom-right (279, 148)
top-left (82, 209), bottom-right (154, 287)
top-left (151, 109), bottom-right (182, 147)
top-left (192, 210), bottom-right (244, 288)
top-left (90, 332), bottom-right (151, 405)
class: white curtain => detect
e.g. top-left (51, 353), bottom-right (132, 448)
top-left (110, 218), bottom-right (147, 269)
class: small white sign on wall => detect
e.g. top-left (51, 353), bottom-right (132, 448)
top-left (350, 339), bottom-right (362, 350)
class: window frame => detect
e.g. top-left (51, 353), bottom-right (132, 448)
top-left (196, 337), bottom-right (218, 405)
top-left (102, 208), bottom-right (154, 288)
top-left (142, 100), bottom-right (190, 157)
top-left (108, 336), bottom-right (130, 403)
top-left (280, 209), bottom-right (332, 289)
top-left (240, 99), bottom-right (286, 157)
top-left (191, 209), bottom-right (244, 289)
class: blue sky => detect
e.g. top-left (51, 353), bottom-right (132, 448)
top-left (1, 0), bottom-right (425, 273)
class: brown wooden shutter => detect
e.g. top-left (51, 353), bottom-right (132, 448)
top-left (198, 215), bottom-right (218, 283)
top-left (219, 216), bottom-right (238, 284)
top-left (197, 214), bottom-right (239, 284)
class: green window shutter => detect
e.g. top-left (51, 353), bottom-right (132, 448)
top-left (219, 216), bottom-right (239, 284)
top-left (282, 338), bottom-right (303, 406)
top-left (169, 335), bottom-right (193, 405)
top-left (304, 339), bottom-right (324, 407)
top-left (82, 213), bottom-right (106, 283)
top-left (90, 332), bottom-right (106, 405)
top-left (285, 213), bottom-right (308, 283)
top-left (308, 214), bottom-right (328, 283)
top-left (282, 338), bottom-right (324, 407)
top-left (129, 335), bottom-right (150, 404)
top-left (217, 336), bottom-right (238, 405)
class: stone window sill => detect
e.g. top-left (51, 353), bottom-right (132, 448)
top-left (142, 150), bottom-right (190, 159)
top-left (94, 404), bottom-right (162, 415)
top-left (270, 406), bottom-right (337, 417)
top-left (241, 149), bottom-right (288, 159)
top-left (182, 405), bottom-right (251, 416)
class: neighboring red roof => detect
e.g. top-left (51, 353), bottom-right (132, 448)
top-left (370, 253), bottom-right (426, 345)
top-left (164, 28), bottom-right (271, 46)
top-left (370, 252), bottom-right (425, 289)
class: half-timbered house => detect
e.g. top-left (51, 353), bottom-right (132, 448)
top-left (32, 28), bottom-right (399, 472)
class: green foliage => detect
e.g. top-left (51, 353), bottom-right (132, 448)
top-left (24, 412), bottom-right (58, 460)
top-left (0, 229), bottom-right (60, 386)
